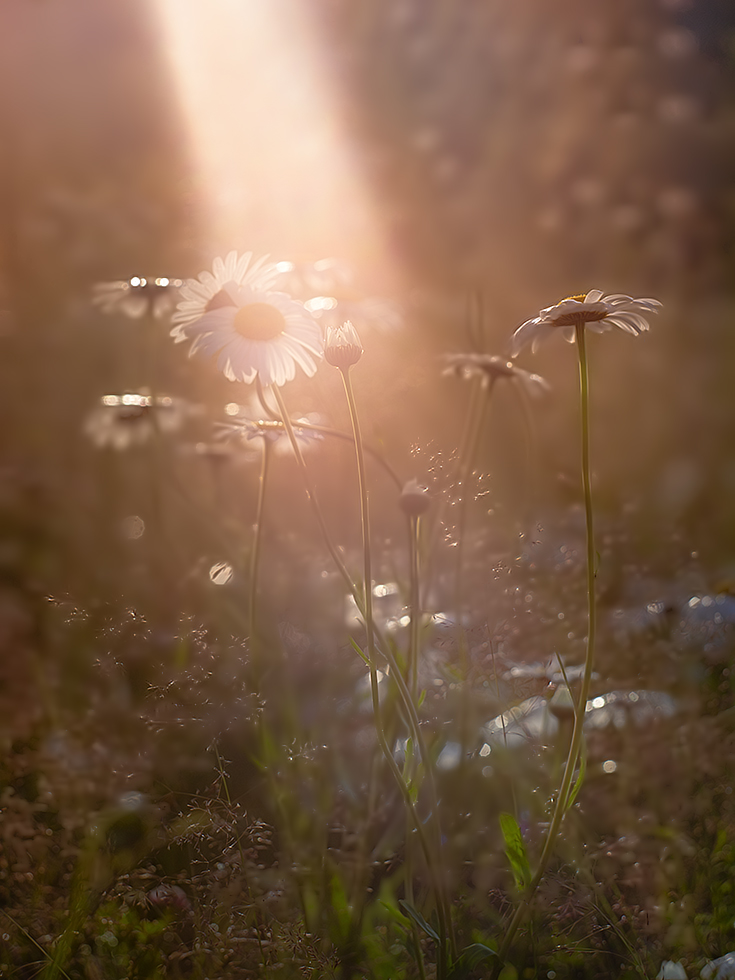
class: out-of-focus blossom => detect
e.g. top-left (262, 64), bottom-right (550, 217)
top-left (171, 252), bottom-right (322, 387)
top-left (217, 409), bottom-right (323, 457)
top-left (92, 277), bottom-right (183, 319)
top-left (399, 478), bottom-right (431, 517)
top-left (84, 392), bottom-right (200, 450)
top-left (305, 295), bottom-right (403, 334)
top-left (273, 257), bottom-right (353, 297)
top-left (442, 353), bottom-right (550, 398)
top-left (510, 290), bottom-right (662, 356)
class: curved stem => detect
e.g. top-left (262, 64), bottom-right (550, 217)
top-left (425, 374), bottom-right (484, 594)
top-left (339, 368), bottom-right (449, 979)
top-left (271, 382), bottom-right (452, 967)
top-left (252, 381), bottom-right (402, 488)
top-left (494, 323), bottom-right (597, 970)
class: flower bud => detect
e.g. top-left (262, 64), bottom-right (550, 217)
top-left (324, 320), bottom-right (363, 369)
top-left (399, 478), bottom-right (431, 517)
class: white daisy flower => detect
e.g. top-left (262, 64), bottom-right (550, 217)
top-left (171, 252), bottom-right (322, 387)
top-left (171, 251), bottom-right (281, 332)
top-left (92, 277), bottom-right (183, 319)
top-left (217, 415), bottom-right (323, 457)
top-left (442, 353), bottom-right (550, 398)
top-left (509, 290), bottom-right (662, 357)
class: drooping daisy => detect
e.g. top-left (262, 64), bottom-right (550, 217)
top-left (171, 252), bottom-right (323, 387)
top-left (442, 353), bottom-right (550, 398)
top-left (509, 290), bottom-right (662, 357)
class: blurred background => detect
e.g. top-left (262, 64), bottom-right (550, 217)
top-left (0, 0), bottom-right (734, 709)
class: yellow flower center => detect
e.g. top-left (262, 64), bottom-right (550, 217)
top-left (233, 303), bottom-right (286, 341)
top-left (561, 293), bottom-right (588, 303)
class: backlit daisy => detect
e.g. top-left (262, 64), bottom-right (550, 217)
top-left (171, 253), bottom-right (322, 387)
top-left (442, 353), bottom-right (550, 398)
top-left (509, 290), bottom-right (662, 356)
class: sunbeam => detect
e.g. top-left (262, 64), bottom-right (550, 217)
top-left (150, 0), bottom-right (391, 279)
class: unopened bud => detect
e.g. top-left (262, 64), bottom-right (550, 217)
top-left (324, 320), bottom-right (363, 369)
top-left (399, 478), bottom-right (431, 517)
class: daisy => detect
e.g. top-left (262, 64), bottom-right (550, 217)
top-left (84, 392), bottom-right (198, 450)
top-left (171, 252), bottom-right (323, 387)
top-left (92, 276), bottom-right (183, 319)
top-left (509, 290), bottom-right (662, 356)
top-left (442, 353), bottom-right (550, 398)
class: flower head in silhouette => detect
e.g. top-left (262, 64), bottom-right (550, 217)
top-left (510, 290), bottom-right (662, 356)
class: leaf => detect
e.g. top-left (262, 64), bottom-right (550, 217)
top-left (448, 943), bottom-right (497, 979)
top-left (418, 688), bottom-right (427, 709)
top-left (349, 636), bottom-right (369, 665)
top-left (565, 737), bottom-right (587, 811)
top-left (398, 900), bottom-right (440, 943)
top-left (499, 812), bottom-right (531, 891)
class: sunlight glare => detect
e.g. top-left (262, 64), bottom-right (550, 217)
top-left (150, 0), bottom-right (389, 273)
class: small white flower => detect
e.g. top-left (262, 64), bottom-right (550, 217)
top-left (510, 290), bottom-right (662, 356)
top-left (442, 353), bottom-right (550, 398)
top-left (171, 253), bottom-right (323, 387)
top-left (92, 277), bottom-right (183, 319)
top-left (656, 961), bottom-right (688, 980)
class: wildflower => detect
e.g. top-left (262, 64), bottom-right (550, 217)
top-left (92, 277), bottom-right (183, 319)
top-left (217, 413), bottom-right (323, 457)
top-left (399, 478), bottom-right (431, 517)
top-left (510, 290), bottom-right (662, 356)
top-left (84, 392), bottom-right (198, 450)
top-left (324, 320), bottom-right (363, 370)
top-left (442, 353), bottom-right (550, 398)
top-left (171, 252), bottom-right (322, 387)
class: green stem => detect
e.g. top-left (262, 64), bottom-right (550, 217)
top-left (271, 381), bottom-right (452, 968)
top-left (453, 376), bottom-right (494, 617)
top-left (407, 514), bottom-right (422, 702)
top-left (339, 368), bottom-right (449, 980)
top-left (248, 435), bottom-right (271, 673)
top-left (494, 323), bottom-right (597, 970)
top-left (425, 374), bottom-right (484, 593)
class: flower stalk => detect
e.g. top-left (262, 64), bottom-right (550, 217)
top-left (494, 322), bottom-right (598, 970)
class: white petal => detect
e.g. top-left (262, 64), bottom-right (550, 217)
top-left (585, 289), bottom-right (604, 303)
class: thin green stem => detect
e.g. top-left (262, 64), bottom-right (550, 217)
top-left (338, 367), bottom-right (376, 665)
top-left (254, 379), bottom-right (403, 488)
top-left (453, 377), bottom-right (494, 616)
top-left (339, 367), bottom-right (449, 979)
top-left (271, 381), bottom-right (452, 967)
top-left (407, 514), bottom-right (422, 702)
top-left (425, 374), bottom-right (483, 592)
top-left (494, 323), bottom-right (597, 971)
top-left (248, 436), bottom-right (271, 674)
